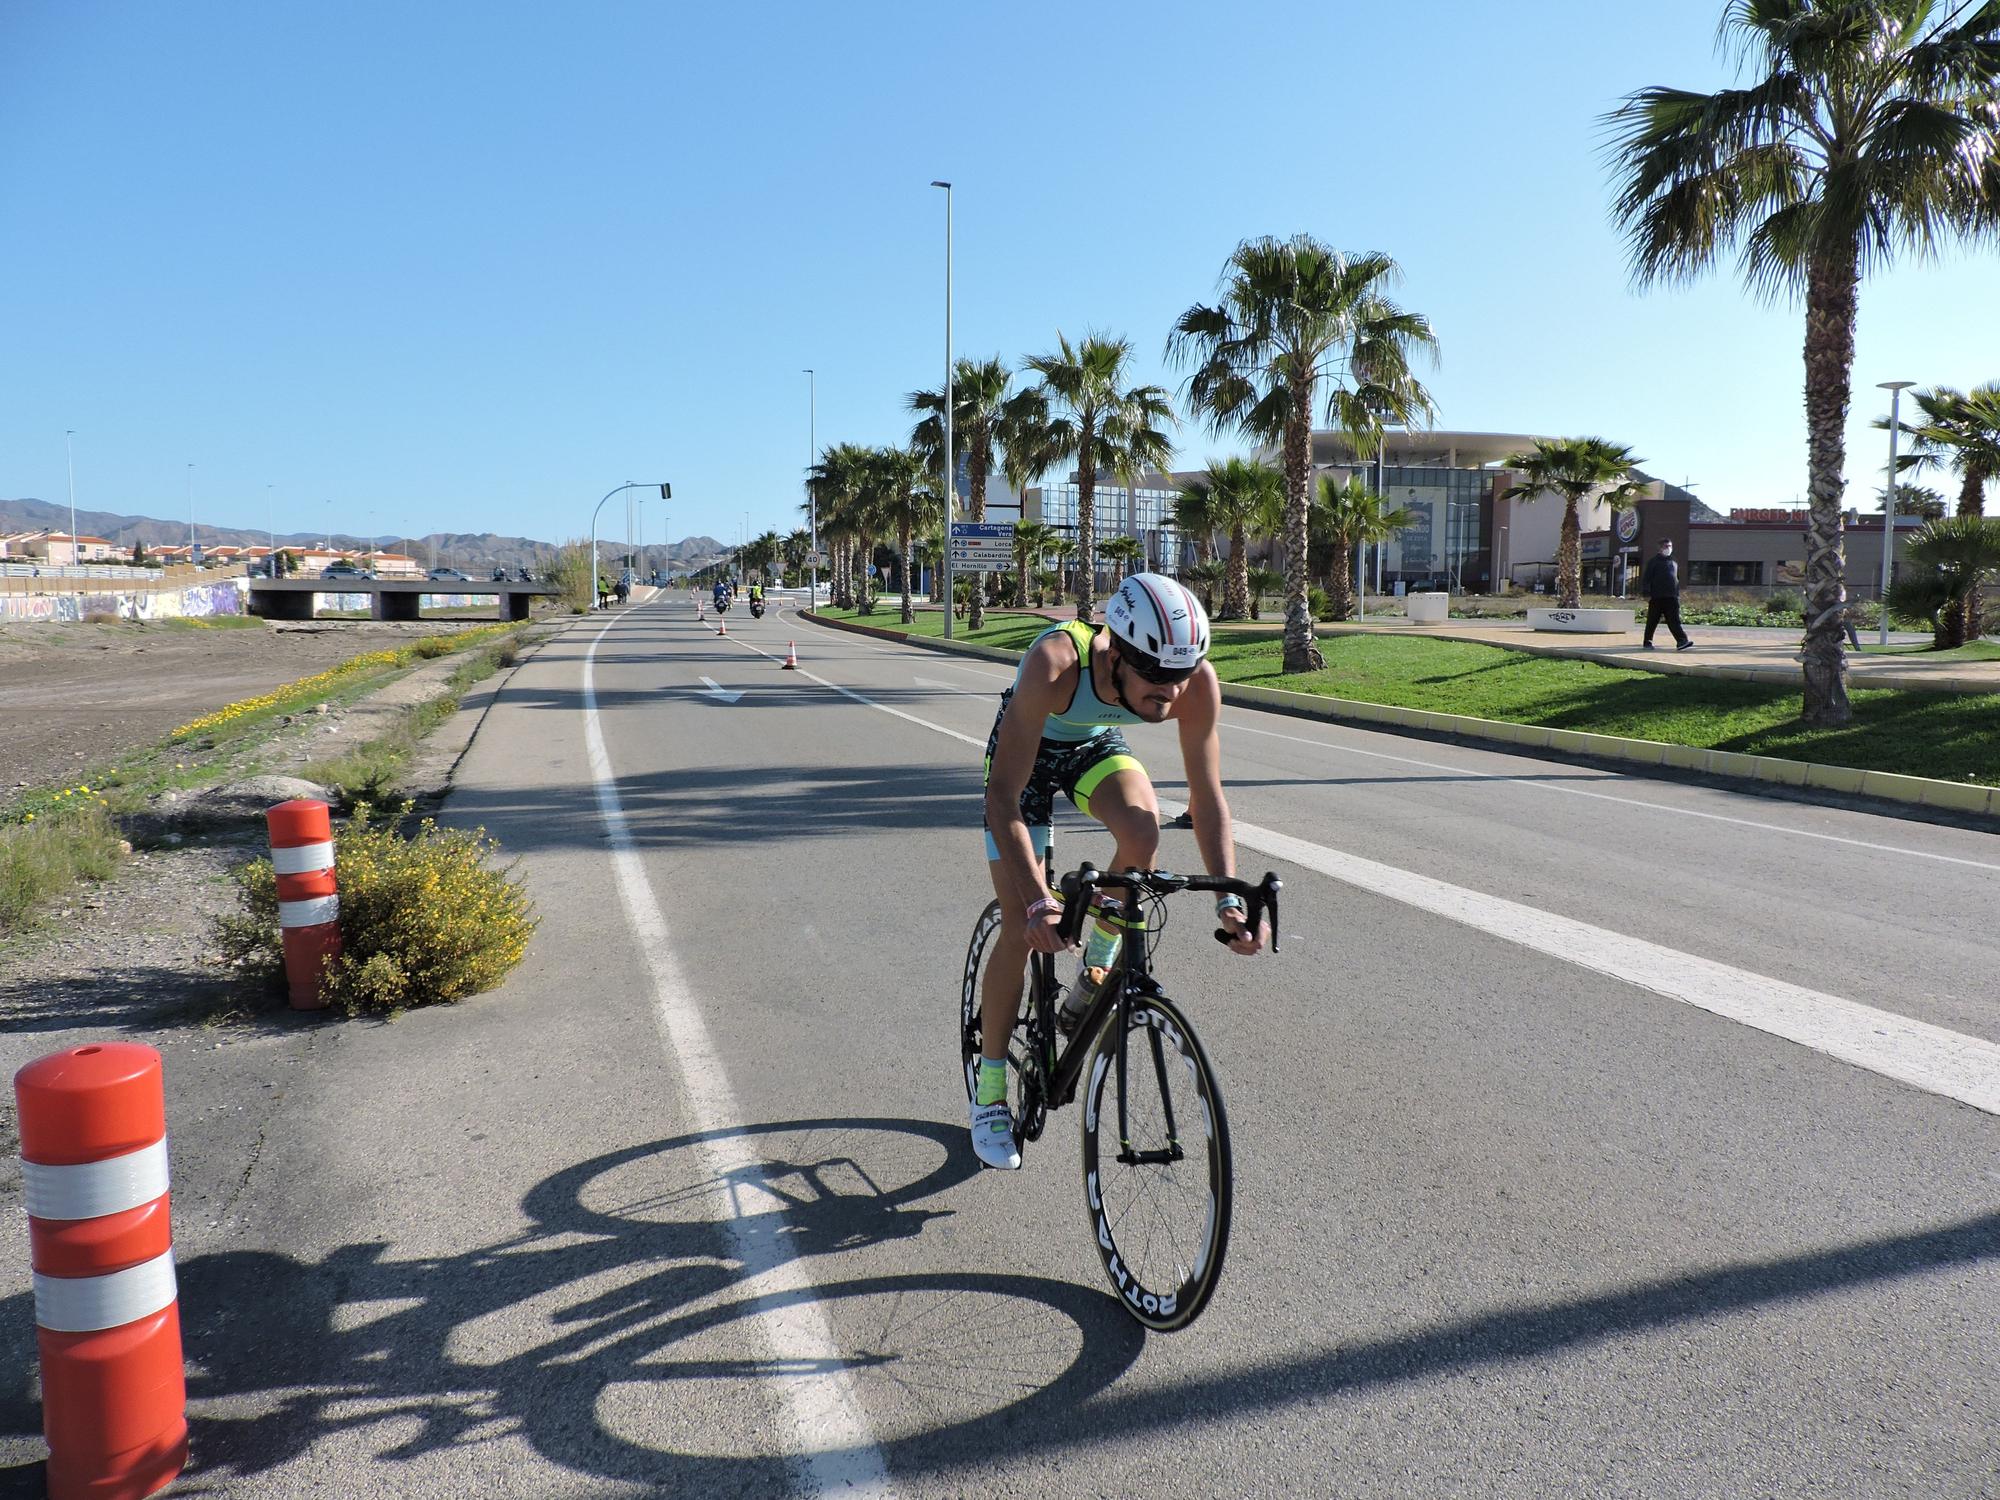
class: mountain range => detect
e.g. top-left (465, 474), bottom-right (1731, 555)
top-left (0, 497), bottom-right (729, 574)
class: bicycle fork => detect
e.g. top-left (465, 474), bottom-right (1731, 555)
top-left (1114, 975), bottom-right (1185, 1167)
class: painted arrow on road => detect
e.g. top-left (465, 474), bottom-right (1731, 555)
top-left (698, 676), bottom-right (744, 704)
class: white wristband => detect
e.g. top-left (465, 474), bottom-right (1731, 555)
top-left (1215, 894), bottom-right (1248, 919)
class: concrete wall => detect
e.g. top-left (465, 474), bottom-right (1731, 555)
top-left (0, 576), bottom-right (249, 623)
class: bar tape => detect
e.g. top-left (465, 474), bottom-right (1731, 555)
top-left (278, 895), bottom-right (339, 928)
top-left (33, 1249), bottom-right (178, 1333)
top-left (271, 841), bottom-right (336, 876)
top-left (23, 1137), bottom-right (170, 1222)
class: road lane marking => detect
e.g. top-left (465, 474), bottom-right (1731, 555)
top-left (749, 638), bottom-right (2000, 1117)
top-left (783, 629), bottom-right (1998, 873)
top-left (698, 675), bottom-right (745, 704)
top-left (1218, 720), bottom-right (2000, 874)
top-left (583, 617), bottom-right (897, 1495)
top-left (912, 675), bottom-right (992, 696)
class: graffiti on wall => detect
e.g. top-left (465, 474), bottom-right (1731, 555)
top-left (0, 578), bottom-right (247, 623)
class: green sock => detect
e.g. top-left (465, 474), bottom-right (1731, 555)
top-left (977, 1057), bottom-right (1008, 1107)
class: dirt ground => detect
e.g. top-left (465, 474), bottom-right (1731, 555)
top-left (0, 618), bottom-right (502, 811)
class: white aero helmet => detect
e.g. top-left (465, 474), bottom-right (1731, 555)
top-left (1105, 572), bottom-right (1210, 673)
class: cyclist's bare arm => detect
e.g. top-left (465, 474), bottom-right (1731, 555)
top-left (984, 636), bottom-right (1074, 952)
top-left (1176, 667), bottom-right (1267, 955)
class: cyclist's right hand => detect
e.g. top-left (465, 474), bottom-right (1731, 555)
top-left (1022, 894), bottom-right (1068, 954)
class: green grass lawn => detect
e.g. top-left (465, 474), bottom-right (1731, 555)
top-left (1856, 639), bottom-right (2000, 661)
top-left (815, 606), bottom-right (2000, 785)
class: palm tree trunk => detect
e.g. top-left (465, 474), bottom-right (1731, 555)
top-left (899, 518), bottom-right (914, 624)
top-left (1075, 429), bottom-right (1096, 621)
top-left (1281, 399), bottom-right (1323, 672)
top-left (1556, 498), bottom-right (1582, 609)
top-left (1325, 537), bottom-right (1354, 621)
top-left (1954, 463), bottom-right (1989, 642)
top-left (1225, 524), bottom-right (1250, 619)
top-left (1800, 250), bottom-right (1858, 726)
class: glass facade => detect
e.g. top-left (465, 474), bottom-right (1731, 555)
top-left (1335, 465), bottom-right (1492, 590)
top-left (1038, 480), bottom-right (1189, 574)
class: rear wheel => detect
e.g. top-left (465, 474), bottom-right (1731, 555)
top-left (960, 900), bottom-right (1045, 1143)
top-left (1080, 993), bottom-right (1231, 1331)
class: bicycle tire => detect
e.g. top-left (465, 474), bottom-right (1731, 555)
top-left (1079, 992), bottom-right (1232, 1331)
top-left (960, 899), bottom-right (1045, 1142)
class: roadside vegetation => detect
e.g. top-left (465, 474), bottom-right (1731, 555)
top-left (216, 803), bottom-right (535, 1016)
top-left (812, 609), bottom-right (2000, 786)
top-left (1, 622), bottom-right (534, 936)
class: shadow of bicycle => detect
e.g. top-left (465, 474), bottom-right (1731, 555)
top-left (8, 1115), bottom-right (1145, 1494)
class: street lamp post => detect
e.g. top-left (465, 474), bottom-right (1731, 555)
top-left (1878, 380), bottom-right (1915, 646)
top-left (931, 180), bottom-right (954, 638)
top-left (804, 368), bottom-right (817, 608)
top-left (64, 430), bottom-right (78, 571)
top-left (186, 464), bottom-right (195, 560)
top-left (591, 481), bottom-right (670, 610)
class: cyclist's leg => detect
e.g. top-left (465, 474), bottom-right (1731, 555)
top-left (980, 848), bottom-right (1042, 1058)
top-left (1071, 756), bottom-right (1160, 878)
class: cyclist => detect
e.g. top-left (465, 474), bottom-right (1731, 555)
top-left (973, 572), bottom-right (1267, 1169)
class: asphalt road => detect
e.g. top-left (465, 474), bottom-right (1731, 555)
top-left (15, 592), bottom-right (1996, 1498)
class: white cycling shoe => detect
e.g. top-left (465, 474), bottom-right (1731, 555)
top-left (969, 1099), bottom-right (1021, 1170)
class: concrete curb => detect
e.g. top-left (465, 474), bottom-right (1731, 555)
top-left (799, 610), bottom-right (2000, 820)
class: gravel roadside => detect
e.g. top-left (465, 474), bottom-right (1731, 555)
top-left (0, 619), bottom-right (573, 1485)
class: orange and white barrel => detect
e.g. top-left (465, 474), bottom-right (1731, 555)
top-left (268, 798), bottom-right (340, 1011)
top-left (15, 1042), bottom-right (188, 1500)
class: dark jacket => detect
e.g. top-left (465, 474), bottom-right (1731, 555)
top-left (1641, 553), bottom-right (1680, 599)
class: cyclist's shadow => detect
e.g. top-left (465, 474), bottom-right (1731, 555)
top-left (144, 1114), bottom-right (1145, 1493)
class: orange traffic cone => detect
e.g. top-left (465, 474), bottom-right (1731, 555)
top-left (717, 617), bottom-right (726, 636)
top-left (782, 641), bottom-right (798, 669)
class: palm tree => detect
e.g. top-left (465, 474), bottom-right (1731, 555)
top-left (1011, 520), bottom-right (1060, 607)
top-left (1501, 439), bottom-right (1649, 609)
top-left (910, 356), bottom-right (1046, 632)
top-left (1246, 565), bottom-right (1284, 621)
top-left (1022, 332), bottom-right (1175, 622)
top-left (784, 527), bottom-right (813, 585)
top-left (807, 443), bottom-right (871, 610)
top-left (1885, 515), bottom-right (2000, 647)
top-left (1174, 458), bottom-right (1284, 620)
top-left (1311, 474), bottom-right (1416, 620)
top-left (1181, 558), bottom-right (1226, 616)
top-left (863, 445), bottom-right (939, 625)
top-left (1172, 235), bottom-right (1438, 673)
top-left (1605, 0), bottom-right (2000, 725)
top-left (1098, 534), bottom-right (1145, 590)
top-left (1170, 481), bottom-right (1221, 566)
top-left (1884, 382), bottom-right (2000, 641)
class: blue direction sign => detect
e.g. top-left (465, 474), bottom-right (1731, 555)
top-left (949, 521), bottom-right (1014, 569)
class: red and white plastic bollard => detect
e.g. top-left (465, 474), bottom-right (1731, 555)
top-left (782, 641), bottom-right (798, 669)
top-left (717, 617), bottom-right (726, 637)
top-left (16, 1042), bottom-right (188, 1500)
top-left (268, 798), bottom-right (340, 1010)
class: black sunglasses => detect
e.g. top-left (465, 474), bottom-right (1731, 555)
top-left (1118, 649), bottom-right (1197, 686)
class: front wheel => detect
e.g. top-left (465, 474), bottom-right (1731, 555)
top-left (1080, 993), bottom-right (1231, 1331)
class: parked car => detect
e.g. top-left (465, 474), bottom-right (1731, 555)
top-left (427, 567), bottom-right (470, 582)
top-left (321, 561), bottom-right (372, 580)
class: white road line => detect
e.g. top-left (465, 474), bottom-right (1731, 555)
top-left (1219, 719), bottom-right (2000, 874)
top-left (749, 638), bottom-right (2000, 1118)
top-left (583, 616), bottom-right (896, 1496)
top-left (789, 625), bottom-right (1998, 873)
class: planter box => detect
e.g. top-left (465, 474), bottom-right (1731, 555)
top-left (1405, 591), bottom-right (1449, 625)
top-left (1527, 607), bottom-right (1633, 634)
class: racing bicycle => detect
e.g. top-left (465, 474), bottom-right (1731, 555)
top-left (960, 839), bottom-right (1280, 1331)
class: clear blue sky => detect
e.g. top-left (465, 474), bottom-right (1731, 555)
top-left (4, 0), bottom-right (1996, 550)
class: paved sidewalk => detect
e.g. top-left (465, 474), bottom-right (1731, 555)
top-left (1318, 617), bottom-right (2000, 694)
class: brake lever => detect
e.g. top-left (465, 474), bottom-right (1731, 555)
top-left (1212, 873), bottom-right (1282, 951)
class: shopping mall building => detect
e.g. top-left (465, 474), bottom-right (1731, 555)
top-left (1020, 428), bottom-right (1919, 598)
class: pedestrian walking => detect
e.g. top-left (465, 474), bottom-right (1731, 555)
top-left (1640, 538), bottom-right (1693, 651)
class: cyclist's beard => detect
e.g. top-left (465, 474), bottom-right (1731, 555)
top-left (1109, 656), bottom-right (1168, 721)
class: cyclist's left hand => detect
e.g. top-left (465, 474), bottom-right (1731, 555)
top-left (1220, 909), bottom-right (1267, 955)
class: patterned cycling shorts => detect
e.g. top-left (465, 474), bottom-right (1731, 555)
top-left (982, 706), bottom-right (1143, 861)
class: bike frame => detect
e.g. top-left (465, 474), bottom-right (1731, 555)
top-left (1027, 853), bottom-right (1279, 1157)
